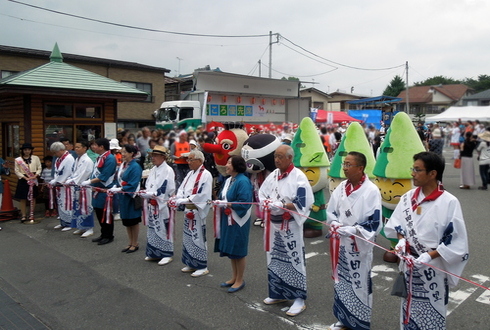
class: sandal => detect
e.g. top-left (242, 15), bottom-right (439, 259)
top-left (20, 216), bottom-right (27, 223)
top-left (126, 245), bottom-right (139, 253)
top-left (121, 245), bottom-right (132, 253)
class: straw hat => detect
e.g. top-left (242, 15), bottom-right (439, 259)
top-left (149, 145), bottom-right (168, 155)
top-left (478, 130), bottom-right (490, 142)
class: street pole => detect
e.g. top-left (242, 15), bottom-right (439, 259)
top-left (405, 61), bottom-right (409, 113)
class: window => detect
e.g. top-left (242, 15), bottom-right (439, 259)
top-left (1, 70), bottom-right (19, 79)
top-left (313, 101), bottom-right (324, 109)
top-left (2, 123), bottom-right (20, 158)
top-left (45, 104), bottom-right (73, 118)
top-left (75, 105), bottom-right (101, 118)
top-left (121, 81), bottom-right (152, 102)
top-left (45, 103), bottom-right (102, 119)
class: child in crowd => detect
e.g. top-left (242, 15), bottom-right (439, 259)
top-left (40, 156), bottom-right (57, 217)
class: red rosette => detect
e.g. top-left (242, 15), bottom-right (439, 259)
top-left (282, 212), bottom-right (291, 220)
top-left (224, 208), bottom-right (232, 216)
top-left (149, 199), bottom-right (158, 206)
top-left (121, 181), bottom-right (128, 186)
top-left (186, 211), bottom-right (195, 220)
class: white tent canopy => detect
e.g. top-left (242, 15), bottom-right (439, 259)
top-left (427, 106), bottom-right (490, 122)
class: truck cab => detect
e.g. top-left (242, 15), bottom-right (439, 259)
top-left (154, 100), bottom-right (201, 131)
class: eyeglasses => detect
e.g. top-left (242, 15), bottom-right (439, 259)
top-left (410, 167), bottom-right (427, 173)
top-left (342, 163), bottom-right (360, 168)
top-left (187, 158), bottom-right (199, 162)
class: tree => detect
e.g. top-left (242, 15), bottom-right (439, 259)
top-left (463, 75), bottom-right (490, 93)
top-left (281, 76), bottom-right (300, 81)
top-left (383, 75), bottom-right (406, 97)
top-left (413, 75), bottom-right (461, 86)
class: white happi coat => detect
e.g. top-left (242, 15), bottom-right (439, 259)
top-left (53, 152), bottom-right (75, 226)
top-left (385, 189), bottom-right (469, 329)
top-left (144, 161), bottom-right (176, 258)
top-left (259, 167), bottom-right (314, 300)
top-left (68, 153), bottom-right (94, 229)
top-left (175, 165), bottom-right (213, 269)
top-left (326, 178), bottom-right (381, 330)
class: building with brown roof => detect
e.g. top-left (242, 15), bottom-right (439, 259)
top-left (397, 84), bottom-right (474, 115)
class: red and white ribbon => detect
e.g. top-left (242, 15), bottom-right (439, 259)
top-left (65, 186), bottom-right (73, 211)
top-left (213, 205), bottom-right (221, 239)
top-left (80, 187), bottom-right (89, 215)
top-left (103, 192), bottom-right (113, 224)
top-left (329, 225), bottom-right (341, 283)
top-left (263, 200), bottom-right (271, 252)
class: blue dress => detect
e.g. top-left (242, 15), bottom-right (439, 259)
top-left (117, 159), bottom-right (142, 221)
top-left (215, 173), bottom-right (253, 258)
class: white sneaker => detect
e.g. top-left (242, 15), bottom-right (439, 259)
top-left (54, 224), bottom-right (63, 229)
top-left (61, 227), bottom-right (72, 232)
top-left (158, 257), bottom-right (173, 266)
top-left (181, 266), bottom-right (196, 273)
top-left (81, 228), bottom-right (94, 238)
top-left (73, 229), bottom-right (84, 235)
top-left (191, 268), bottom-right (209, 277)
top-left (328, 322), bottom-right (345, 330)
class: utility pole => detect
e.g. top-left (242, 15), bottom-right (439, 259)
top-left (268, 31), bottom-right (279, 78)
top-left (176, 57), bottom-right (183, 77)
top-left (258, 59), bottom-right (261, 78)
top-left (405, 61), bottom-right (409, 113)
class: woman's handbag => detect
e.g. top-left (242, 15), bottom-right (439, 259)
top-left (391, 271), bottom-right (408, 298)
top-left (133, 195), bottom-right (143, 210)
top-left (453, 158), bottom-right (461, 169)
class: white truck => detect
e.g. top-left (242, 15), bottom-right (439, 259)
top-left (154, 71), bottom-right (308, 131)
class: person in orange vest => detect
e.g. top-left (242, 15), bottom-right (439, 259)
top-left (171, 131), bottom-right (190, 189)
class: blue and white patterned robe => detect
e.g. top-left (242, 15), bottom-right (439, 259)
top-left (259, 167), bottom-right (314, 301)
top-left (144, 161), bottom-right (175, 259)
top-left (326, 179), bottom-right (381, 330)
top-left (385, 189), bottom-right (469, 330)
top-left (175, 165), bottom-right (213, 270)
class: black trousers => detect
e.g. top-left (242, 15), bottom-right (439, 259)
top-left (94, 207), bottom-right (114, 239)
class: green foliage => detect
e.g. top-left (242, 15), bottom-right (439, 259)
top-left (281, 76), bottom-right (300, 81)
top-left (383, 75), bottom-right (406, 97)
top-left (463, 74), bottom-right (490, 93)
top-left (414, 75), bottom-right (461, 86)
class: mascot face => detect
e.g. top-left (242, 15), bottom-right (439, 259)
top-left (241, 134), bottom-right (281, 173)
top-left (300, 166), bottom-right (328, 192)
top-left (328, 177), bottom-right (343, 194)
top-left (374, 177), bottom-right (413, 209)
top-left (202, 127), bottom-right (249, 176)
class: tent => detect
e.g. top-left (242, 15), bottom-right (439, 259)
top-left (314, 110), bottom-right (361, 123)
top-left (427, 106), bottom-right (490, 122)
top-left (348, 109), bottom-right (382, 129)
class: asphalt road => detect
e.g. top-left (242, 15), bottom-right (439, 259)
top-left (1, 147), bottom-right (489, 329)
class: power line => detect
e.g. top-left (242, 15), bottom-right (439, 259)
top-left (8, 0), bottom-right (270, 38)
top-left (279, 34), bottom-right (405, 71)
top-left (7, 0), bottom-right (406, 74)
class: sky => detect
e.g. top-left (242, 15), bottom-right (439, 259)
top-left (2, 0), bottom-right (490, 97)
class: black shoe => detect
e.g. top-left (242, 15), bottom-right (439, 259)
top-left (92, 236), bottom-right (103, 243)
top-left (98, 238), bottom-right (114, 245)
top-left (126, 246), bottom-right (139, 253)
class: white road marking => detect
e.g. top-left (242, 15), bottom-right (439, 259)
top-left (309, 240), bottom-right (324, 245)
top-left (476, 290), bottom-right (490, 305)
top-left (305, 252), bottom-right (319, 259)
top-left (448, 274), bottom-right (490, 315)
